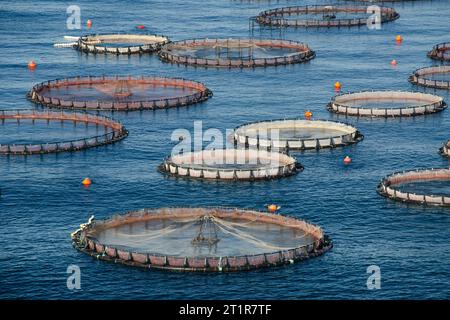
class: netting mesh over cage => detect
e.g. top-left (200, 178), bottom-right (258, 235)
top-left (255, 5), bottom-right (399, 28)
top-left (427, 43), bottom-right (450, 61)
top-left (159, 38), bottom-right (315, 67)
top-left (328, 90), bottom-right (447, 117)
top-left (234, 119), bottom-right (363, 150)
top-left (0, 109), bottom-right (127, 155)
top-left (28, 76), bottom-right (212, 111)
top-left (160, 148), bottom-right (302, 180)
top-left (377, 168), bottom-right (450, 206)
top-left (71, 207), bottom-right (332, 272)
top-left (76, 34), bottom-right (170, 54)
top-left (409, 66), bottom-right (450, 90)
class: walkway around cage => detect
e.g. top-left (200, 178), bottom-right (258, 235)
top-left (159, 38), bottom-right (315, 68)
top-left (427, 42), bottom-right (450, 61)
top-left (71, 207), bottom-right (332, 272)
top-left (233, 119), bottom-right (363, 150)
top-left (159, 149), bottom-right (302, 181)
top-left (377, 168), bottom-right (450, 206)
top-left (27, 76), bottom-right (212, 111)
top-left (327, 90), bottom-right (447, 117)
top-left (255, 5), bottom-right (399, 28)
top-left (409, 66), bottom-right (450, 90)
top-left (0, 109), bottom-right (128, 155)
top-left (75, 34), bottom-right (170, 55)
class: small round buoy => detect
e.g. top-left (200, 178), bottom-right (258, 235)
top-left (28, 60), bottom-right (37, 70)
top-left (304, 110), bottom-right (312, 120)
top-left (86, 19), bottom-right (92, 28)
top-left (390, 59), bottom-right (397, 66)
top-left (267, 204), bottom-right (280, 213)
top-left (343, 156), bottom-right (352, 165)
top-left (396, 35), bottom-right (402, 43)
top-left (136, 25), bottom-right (145, 29)
top-left (334, 81), bottom-right (341, 90)
top-left (82, 178), bottom-right (92, 186)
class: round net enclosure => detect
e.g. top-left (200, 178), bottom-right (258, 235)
top-left (0, 109), bottom-right (127, 155)
top-left (159, 148), bottom-right (302, 180)
top-left (159, 38), bottom-right (315, 67)
top-left (75, 34), bottom-right (169, 54)
top-left (409, 66), bottom-right (450, 90)
top-left (427, 43), bottom-right (450, 61)
top-left (377, 168), bottom-right (450, 206)
top-left (328, 90), bottom-right (447, 117)
top-left (233, 119), bottom-right (363, 150)
top-left (439, 140), bottom-right (450, 158)
top-left (71, 207), bottom-right (332, 272)
top-left (28, 76), bottom-right (212, 111)
top-left (255, 5), bottom-right (399, 28)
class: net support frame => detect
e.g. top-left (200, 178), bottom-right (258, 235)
top-left (71, 207), bottom-right (332, 272)
top-left (327, 90), bottom-right (447, 117)
top-left (0, 109), bottom-right (128, 155)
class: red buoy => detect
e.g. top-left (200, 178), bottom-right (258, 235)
top-left (86, 19), bottom-right (92, 28)
top-left (304, 110), bottom-right (312, 120)
top-left (267, 204), bottom-right (280, 213)
top-left (28, 60), bottom-right (37, 70)
top-left (136, 25), bottom-right (145, 29)
top-left (334, 81), bottom-right (341, 91)
top-left (343, 156), bottom-right (352, 165)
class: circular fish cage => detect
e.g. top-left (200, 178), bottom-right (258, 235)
top-left (75, 34), bottom-right (169, 54)
top-left (0, 109), bottom-right (128, 155)
top-left (427, 43), bottom-right (450, 61)
top-left (328, 90), bottom-right (447, 117)
top-left (159, 149), bottom-right (302, 181)
top-left (27, 76), bottom-right (212, 111)
top-left (158, 38), bottom-right (315, 68)
top-left (255, 5), bottom-right (399, 28)
top-left (409, 66), bottom-right (450, 90)
top-left (71, 207), bottom-right (332, 272)
top-left (439, 140), bottom-right (450, 158)
top-left (233, 119), bottom-right (363, 150)
top-left (377, 168), bottom-right (450, 206)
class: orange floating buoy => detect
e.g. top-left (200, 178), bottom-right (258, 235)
top-left (390, 59), bottom-right (397, 66)
top-left (267, 204), bottom-right (280, 213)
top-left (395, 35), bottom-right (402, 43)
top-left (28, 60), bottom-right (37, 70)
top-left (82, 178), bottom-right (92, 186)
top-left (86, 19), bottom-right (92, 28)
top-left (343, 156), bottom-right (352, 165)
top-left (304, 110), bottom-right (312, 119)
top-left (334, 81), bottom-right (341, 90)
top-left (136, 25), bottom-right (145, 29)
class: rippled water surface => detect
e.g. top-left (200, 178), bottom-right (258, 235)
top-left (0, 0), bottom-right (450, 299)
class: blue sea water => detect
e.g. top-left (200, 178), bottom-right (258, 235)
top-left (0, 0), bottom-right (449, 299)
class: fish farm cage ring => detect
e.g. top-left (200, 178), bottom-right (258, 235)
top-left (76, 34), bottom-right (170, 54)
top-left (255, 5), bottom-right (399, 28)
top-left (27, 76), bottom-right (212, 111)
top-left (158, 38), bottom-right (315, 68)
top-left (159, 149), bottom-right (302, 181)
top-left (327, 90), bottom-right (447, 117)
top-left (233, 119), bottom-right (363, 150)
top-left (439, 140), bottom-right (450, 158)
top-left (377, 168), bottom-right (450, 206)
top-left (427, 43), bottom-right (450, 61)
top-left (0, 109), bottom-right (128, 155)
top-left (409, 66), bottom-right (450, 90)
top-left (71, 207), bottom-right (332, 272)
